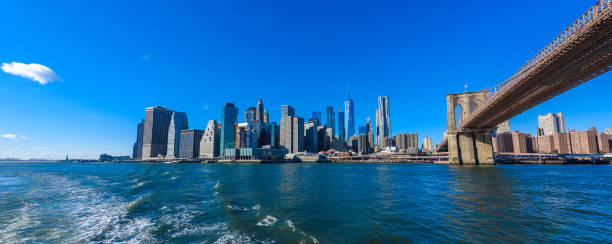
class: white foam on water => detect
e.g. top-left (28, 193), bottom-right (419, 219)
top-left (171, 222), bottom-right (228, 238)
top-left (285, 220), bottom-right (296, 232)
top-left (256, 215), bottom-right (278, 227)
top-left (214, 231), bottom-right (254, 244)
top-left (170, 176), bottom-right (179, 180)
top-left (227, 205), bottom-right (250, 211)
top-left (311, 236), bottom-right (319, 244)
top-left (214, 181), bottom-right (221, 189)
top-left (131, 180), bottom-right (152, 189)
top-left (251, 204), bottom-right (261, 210)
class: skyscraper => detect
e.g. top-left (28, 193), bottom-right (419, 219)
top-left (312, 111), bottom-right (322, 124)
top-left (178, 129), bottom-right (204, 159)
top-left (280, 115), bottom-right (304, 153)
top-left (376, 96), bottom-right (391, 146)
top-left (245, 107), bottom-right (256, 122)
top-left (338, 110), bottom-right (345, 141)
top-left (200, 120), bottom-right (220, 158)
top-left (142, 106), bottom-right (174, 159)
top-left (220, 103), bottom-right (238, 156)
top-left (326, 106), bottom-right (335, 136)
top-left (344, 96), bottom-right (355, 142)
top-left (263, 109), bottom-right (269, 123)
top-left (304, 120), bottom-right (318, 153)
top-left (255, 98), bottom-right (265, 122)
top-left (538, 112), bottom-right (566, 135)
top-left (281, 105), bottom-right (295, 117)
top-left (132, 119), bottom-right (144, 159)
top-left (366, 118), bottom-right (374, 151)
top-left (166, 111), bottom-right (188, 158)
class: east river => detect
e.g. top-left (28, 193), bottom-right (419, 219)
top-left (1, 162), bottom-right (611, 243)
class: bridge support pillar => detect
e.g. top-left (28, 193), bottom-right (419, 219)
top-left (448, 128), bottom-right (495, 165)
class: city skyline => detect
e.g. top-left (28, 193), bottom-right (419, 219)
top-left (1, 0), bottom-right (612, 159)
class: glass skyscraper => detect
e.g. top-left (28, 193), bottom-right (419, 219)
top-left (338, 110), bottom-right (345, 141)
top-left (326, 106), bottom-right (335, 136)
top-left (220, 103), bottom-right (238, 156)
top-left (344, 97), bottom-right (355, 142)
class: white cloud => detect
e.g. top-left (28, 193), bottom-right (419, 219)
top-left (1, 62), bottom-right (61, 85)
top-left (2, 134), bottom-right (27, 140)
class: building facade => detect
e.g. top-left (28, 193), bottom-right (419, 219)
top-left (132, 119), bottom-right (144, 159)
top-left (281, 105), bottom-right (295, 117)
top-left (166, 111), bottom-right (188, 158)
top-left (255, 98), bottom-right (265, 122)
top-left (178, 129), bottom-right (204, 159)
top-left (326, 106), bottom-right (335, 136)
top-left (376, 96), bottom-right (392, 146)
top-left (338, 110), bottom-right (345, 141)
top-left (512, 131), bottom-right (535, 153)
top-left (142, 106), bottom-right (174, 159)
top-left (304, 120), bottom-right (318, 153)
top-left (344, 97), bottom-right (355, 142)
top-left (280, 115), bottom-right (304, 153)
top-left (244, 107), bottom-right (256, 123)
top-left (199, 120), bottom-right (220, 158)
top-left (220, 103), bottom-right (239, 156)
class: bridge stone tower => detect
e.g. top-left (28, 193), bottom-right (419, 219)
top-left (446, 91), bottom-right (495, 165)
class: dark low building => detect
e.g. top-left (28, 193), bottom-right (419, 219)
top-left (179, 129), bottom-right (204, 159)
top-left (99, 154), bottom-right (130, 162)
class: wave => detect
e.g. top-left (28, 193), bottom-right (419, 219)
top-left (256, 215), bottom-right (278, 227)
top-left (226, 204), bottom-right (260, 212)
top-left (214, 181), bottom-right (221, 189)
top-left (131, 180), bottom-right (152, 189)
top-left (286, 220), bottom-right (296, 232)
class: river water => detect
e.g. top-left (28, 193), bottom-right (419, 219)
top-left (0, 162), bottom-right (611, 243)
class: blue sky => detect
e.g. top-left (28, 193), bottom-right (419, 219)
top-left (1, 0), bottom-right (611, 159)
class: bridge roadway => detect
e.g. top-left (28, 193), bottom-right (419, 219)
top-left (437, 1), bottom-right (612, 152)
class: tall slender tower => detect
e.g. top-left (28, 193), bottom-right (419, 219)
top-left (376, 96), bottom-right (391, 146)
top-left (166, 111), bottom-right (188, 158)
top-left (220, 103), bottom-right (238, 156)
top-left (344, 91), bottom-right (355, 142)
top-left (338, 110), bottom-right (345, 141)
top-left (326, 106), bottom-right (335, 136)
top-left (255, 98), bottom-right (265, 122)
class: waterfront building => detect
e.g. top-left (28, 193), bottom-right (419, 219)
top-left (606, 128), bottom-right (612, 135)
top-left (256, 98), bottom-right (265, 122)
top-left (552, 132), bottom-right (571, 154)
top-left (235, 123), bottom-right (258, 149)
top-left (493, 132), bottom-right (514, 153)
top-left (245, 107), bottom-right (257, 123)
top-left (132, 119), bottom-right (144, 159)
top-left (380, 137), bottom-right (395, 150)
top-left (199, 120), bottom-right (220, 158)
top-left (304, 120), bottom-right (318, 153)
top-left (317, 126), bottom-right (329, 152)
top-left (538, 112), bottom-right (566, 135)
top-left (357, 134), bottom-right (370, 155)
top-left (569, 127), bottom-right (599, 154)
top-left (166, 111), bottom-right (188, 159)
top-left (598, 132), bottom-right (612, 153)
top-left (535, 135), bottom-right (555, 153)
top-left (223, 146), bottom-right (288, 161)
top-left (142, 106), bottom-right (174, 159)
top-left (312, 111), bottom-right (322, 124)
top-left (178, 129), bottom-right (204, 159)
top-left (281, 105), bottom-right (295, 117)
top-left (220, 103), bottom-right (239, 157)
top-left (326, 106), bottom-right (335, 136)
top-left (280, 115), bottom-right (304, 153)
top-left (496, 120), bottom-right (511, 134)
top-left (99, 154), bottom-right (130, 162)
top-left (338, 110), bottom-right (345, 141)
top-left (366, 118), bottom-right (374, 152)
top-left (376, 96), bottom-right (392, 146)
top-left (344, 96), bottom-right (355, 142)
top-left (259, 122), bottom-right (278, 148)
top-left (512, 131), bottom-right (535, 153)
top-left (394, 132), bottom-right (418, 153)
top-left (329, 138), bottom-right (347, 152)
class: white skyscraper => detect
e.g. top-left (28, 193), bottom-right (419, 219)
top-left (538, 112), bottom-right (566, 135)
top-left (376, 96), bottom-right (391, 146)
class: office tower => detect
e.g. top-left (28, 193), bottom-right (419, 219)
top-left (166, 111), bottom-right (188, 158)
top-left (312, 111), bottom-right (322, 124)
top-left (423, 136), bottom-right (434, 153)
top-left (304, 121), bottom-right (318, 153)
top-left (358, 134), bottom-right (370, 155)
top-left (220, 103), bottom-right (239, 156)
top-left (235, 123), bottom-right (258, 149)
top-left (263, 109), bottom-right (269, 123)
top-left (200, 120), bottom-right (220, 158)
top-left (338, 110), bottom-right (345, 141)
top-left (344, 96), bottom-right (355, 142)
top-left (376, 96), bottom-right (392, 146)
top-left (178, 129), bottom-right (204, 159)
top-left (538, 112), bottom-right (566, 135)
top-left (133, 119), bottom-right (144, 159)
top-left (260, 122), bottom-right (278, 148)
top-left (280, 115), bottom-right (304, 153)
top-left (256, 98), bottom-right (265, 122)
top-left (348, 135), bottom-right (359, 152)
top-left (317, 126), bottom-right (329, 152)
top-left (326, 106), bottom-right (335, 136)
top-left (366, 118), bottom-right (374, 151)
top-left (142, 106), bottom-right (174, 159)
top-left (281, 105), bottom-right (295, 117)
top-left (245, 107), bottom-right (257, 123)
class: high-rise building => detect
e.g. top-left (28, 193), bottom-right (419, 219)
top-left (493, 132), bottom-right (514, 153)
top-left (394, 132), bottom-right (418, 153)
top-left (512, 131), bottom-right (535, 153)
top-left (338, 110), bottom-right (345, 141)
top-left (304, 120), bottom-right (318, 153)
top-left (256, 98), bottom-right (265, 122)
top-left (569, 127), bottom-right (599, 154)
top-left (200, 120), bottom-right (220, 158)
top-left (376, 96), bottom-right (391, 146)
top-left (312, 111), bottom-right (322, 124)
top-left (366, 118), bottom-right (374, 151)
top-left (344, 96), bottom-right (355, 142)
top-left (235, 123), bottom-right (258, 149)
top-left (538, 112), bottom-right (566, 135)
top-left (357, 134), bottom-right (370, 155)
top-left (263, 108), bottom-right (269, 123)
top-left (132, 119), bottom-right (144, 159)
top-left (280, 115), bottom-right (304, 153)
top-left (597, 132), bottom-right (612, 153)
top-left (326, 106), bottom-right (335, 136)
top-left (166, 111), bottom-right (188, 158)
top-left (422, 137), bottom-right (434, 153)
top-left (348, 135), bottom-right (359, 152)
top-left (281, 105), bottom-right (295, 117)
top-left (245, 107), bottom-right (257, 123)
top-left (220, 103), bottom-right (239, 157)
top-left (142, 106), bottom-right (174, 159)
top-left (178, 129), bottom-right (204, 159)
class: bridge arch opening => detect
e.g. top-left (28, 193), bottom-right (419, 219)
top-left (454, 104), bottom-right (463, 128)
top-left (470, 102), bottom-right (478, 114)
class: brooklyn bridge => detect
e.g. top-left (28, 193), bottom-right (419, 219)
top-left (436, 0), bottom-right (612, 164)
